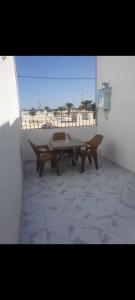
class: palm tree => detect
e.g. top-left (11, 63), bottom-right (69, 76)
top-left (57, 106), bottom-right (63, 126)
top-left (79, 100), bottom-right (93, 111)
top-left (90, 102), bottom-right (96, 120)
top-left (65, 102), bottom-right (74, 111)
top-left (29, 107), bottom-right (36, 116)
top-left (57, 106), bottom-right (63, 111)
top-left (79, 100), bottom-right (93, 124)
top-left (65, 103), bottom-right (74, 123)
top-left (44, 106), bottom-right (50, 112)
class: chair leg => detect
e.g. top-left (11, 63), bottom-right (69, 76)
top-left (76, 149), bottom-right (80, 162)
top-left (68, 150), bottom-right (71, 158)
top-left (50, 160), bottom-right (55, 168)
top-left (72, 149), bottom-right (77, 166)
top-left (93, 153), bottom-right (98, 169)
top-left (88, 156), bottom-right (92, 165)
top-left (80, 154), bottom-right (86, 173)
top-left (37, 159), bottom-right (40, 171)
top-left (52, 152), bottom-right (57, 167)
top-left (39, 161), bottom-right (45, 177)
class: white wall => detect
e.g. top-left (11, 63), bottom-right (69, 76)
top-left (0, 56), bottom-right (23, 243)
top-left (97, 56), bottom-right (135, 173)
top-left (22, 126), bottom-right (97, 161)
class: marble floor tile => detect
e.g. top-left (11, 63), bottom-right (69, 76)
top-left (20, 158), bottom-right (135, 244)
top-left (101, 231), bottom-right (127, 244)
top-left (28, 229), bottom-right (48, 244)
top-left (82, 215), bottom-right (112, 231)
top-left (42, 196), bottom-right (68, 210)
top-left (21, 228), bottom-right (48, 244)
top-left (43, 206), bottom-right (66, 228)
top-left (126, 239), bottom-right (135, 244)
top-left (107, 216), bottom-right (135, 242)
top-left (70, 223), bottom-right (105, 244)
top-left (20, 208), bottom-right (46, 241)
top-left (120, 183), bottom-right (135, 208)
top-left (47, 213), bottom-right (82, 241)
top-left (47, 230), bottom-right (70, 244)
top-left (115, 202), bottom-right (135, 219)
top-left (63, 196), bottom-right (117, 231)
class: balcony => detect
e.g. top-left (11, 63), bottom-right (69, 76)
top-left (20, 155), bottom-right (135, 244)
top-left (1, 56), bottom-right (135, 244)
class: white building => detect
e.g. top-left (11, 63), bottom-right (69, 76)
top-left (35, 110), bottom-right (47, 115)
top-left (21, 110), bottom-right (30, 115)
top-left (0, 56), bottom-right (23, 243)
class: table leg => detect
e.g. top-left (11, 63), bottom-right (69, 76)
top-left (56, 150), bottom-right (63, 176)
top-left (80, 153), bottom-right (86, 173)
top-left (72, 148), bottom-right (77, 166)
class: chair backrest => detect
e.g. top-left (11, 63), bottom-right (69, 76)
top-left (52, 132), bottom-right (66, 140)
top-left (28, 139), bottom-right (39, 156)
top-left (88, 134), bottom-right (104, 149)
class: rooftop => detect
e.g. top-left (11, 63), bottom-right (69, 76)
top-left (1, 55), bottom-right (135, 245)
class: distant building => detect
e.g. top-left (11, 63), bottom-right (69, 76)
top-left (21, 110), bottom-right (30, 116)
top-left (35, 110), bottom-right (47, 115)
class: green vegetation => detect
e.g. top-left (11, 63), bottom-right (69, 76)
top-left (29, 107), bottom-right (36, 116)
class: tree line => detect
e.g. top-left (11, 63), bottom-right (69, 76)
top-left (28, 100), bottom-right (96, 116)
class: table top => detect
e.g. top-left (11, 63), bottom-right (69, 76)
top-left (49, 138), bottom-right (86, 150)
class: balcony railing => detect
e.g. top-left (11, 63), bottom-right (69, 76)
top-left (21, 110), bottom-right (97, 130)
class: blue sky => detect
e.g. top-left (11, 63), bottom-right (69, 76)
top-left (15, 56), bottom-right (96, 109)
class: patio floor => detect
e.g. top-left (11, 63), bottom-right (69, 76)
top-left (20, 156), bottom-right (135, 244)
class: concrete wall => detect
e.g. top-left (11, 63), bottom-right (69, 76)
top-left (97, 56), bottom-right (135, 173)
top-left (0, 56), bottom-right (23, 243)
top-left (22, 126), bottom-right (97, 161)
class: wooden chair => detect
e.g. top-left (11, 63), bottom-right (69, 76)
top-left (78, 134), bottom-right (104, 173)
top-left (28, 139), bottom-right (56, 177)
top-left (52, 132), bottom-right (66, 140)
top-left (52, 132), bottom-right (72, 159)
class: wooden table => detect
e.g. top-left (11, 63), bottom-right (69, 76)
top-left (49, 138), bottom-right (86, 175)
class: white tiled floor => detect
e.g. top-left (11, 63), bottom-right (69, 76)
top-left (20, 156), bottom-right (135, 244)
